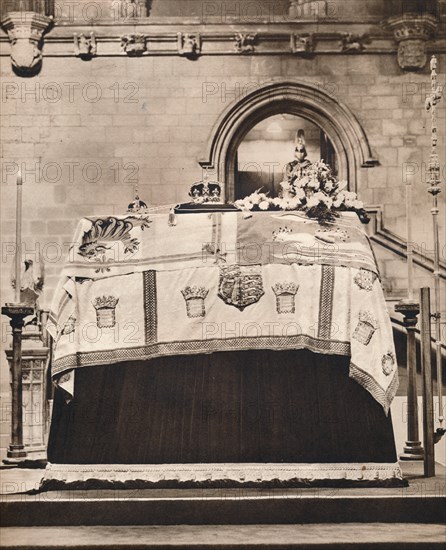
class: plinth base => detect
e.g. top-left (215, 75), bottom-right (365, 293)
top-left (5, 445), bottom-right (27, 462)
top-left (400, 441), bottom-right (424, 461)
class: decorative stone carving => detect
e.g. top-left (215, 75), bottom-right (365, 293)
top-left (288, 0), bottom-right (327, 18)
top-left (234, 33), bottom-right (257, 54)
top-left (290, 33), bottom-right (314, 55)
top-left (115, 0), bottom-right (153, 18)
top-left (387, 13), bottom-right (438, 71)
top-left (340, 33), bottom-right (369, 53)
top-left (0, 11), bottom-right (53, 76)
top-left (121, 34), bottom-right (147, 56)
top-left (74, 32), bottom-right (97, 60)
top-left (177, 33), bottom-right (201, 59)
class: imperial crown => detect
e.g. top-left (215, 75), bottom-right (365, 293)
top-left (189, 180), bottom-right (222, 203)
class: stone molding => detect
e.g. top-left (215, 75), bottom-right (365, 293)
top-left (1, 23), bottom-right (444, 58)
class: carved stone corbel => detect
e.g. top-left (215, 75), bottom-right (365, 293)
top-left (340, 33), bottom-right (369, 53)
top-left (0, 11), bottom-right (53, 76)
top-left (234, 33), bottom-right (257, 54)
top-left (121, 34), bottom-right (147, 56)
top-left (387, 13), bottom-right (438, 71)
top-left (288, 0), bottom-right (327, 18)
top-left (290, 33), bottom-right (314, 55)
top-left (177, 33), bottom-right (201, 59)
top-left (117, 0), bottom-right (153, 18)
top-left (74, 32), bottom-right (97, 60)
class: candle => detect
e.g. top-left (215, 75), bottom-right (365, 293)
top-left (15, 171), bottom-right (23, 303)
top-left (406, 179), bottom-right (414, 300)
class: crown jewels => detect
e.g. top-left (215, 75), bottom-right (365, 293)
top-left (189, 180), bottom-right (222, 203)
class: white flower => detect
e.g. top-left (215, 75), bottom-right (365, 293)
top-left (313, 192), bottom-right (326, 203)
top-left (321, 195), bottom-right (333, 208)
top-left (333, 197), bottom-right (344, 208)
top-left (294, 188), bottom-right (305, 200)
top-left (306, 196), bottom-right (319, 209)
top-left (307, 178), bottom-right (320, 190)
top-left (258, 200), bottom-right (270, 211)
top-left (353, 199), bottom-right (363, 209)
top-left (287, 197), bottom-right (301, 210)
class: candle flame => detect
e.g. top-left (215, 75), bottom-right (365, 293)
top-left (17, 171), bottom-right (23, 185)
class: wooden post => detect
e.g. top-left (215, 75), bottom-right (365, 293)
top-left (420, 287), bottom-right (435, 477)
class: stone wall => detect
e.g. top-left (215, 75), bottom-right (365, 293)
top-left (1, 13), bottom-right (445, 457)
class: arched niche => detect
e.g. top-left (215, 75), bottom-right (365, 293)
top-left (199, 81), bottom-right (378, 201)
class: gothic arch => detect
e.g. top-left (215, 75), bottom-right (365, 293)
top-left (199, 80), bottom-right (378, 201)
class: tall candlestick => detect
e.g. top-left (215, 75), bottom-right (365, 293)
top-left (406, 178), bottom-right (414, 300)
top-left (15, 171), bottom-right (23, 304)
top-left (425, 55), bottom-right (444, 428)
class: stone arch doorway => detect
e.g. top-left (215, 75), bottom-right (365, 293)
top-left (199, 81), bottom-right (378, 202)
top-left (235, 114), bottom-right (337, 201)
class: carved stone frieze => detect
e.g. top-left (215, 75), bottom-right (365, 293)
top-left (290, 33), bottom-right (314, 55)
top-left (234, 33), bottom-right (257, 54)
top-left (121, 33), bottom-right (147, 56)
top-left (74, 32), bottom-right (96, 60)
top-left (115, 0), bottom-right (153, 18)
top-left (340, 33), bottom-right (369, 53)
top-left (177, 33), bottom-right (201, 59)
top-left (387, 13), bottom-right (438, 71)
top-left (288, 0), bottom-right (327, 19)
top-left (0, 11), bottom-right (53, 75)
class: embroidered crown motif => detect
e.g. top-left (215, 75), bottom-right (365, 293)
top-left (92, 296), bottom-right (119, 310)
top-left (181, 286), bottom-right (209, 318)
top-left (181, 286), bottom-right (209, 301)
top-left (353, 310), bottom-right (379, 346)
top-left (272, 282), bottom-right (299, 296)
top-left (358, 310), bottom-right (379, 329)
top-left (92, 295), bottom-right (119, 328)
top-left (272, 281), bottom-right (299, 314)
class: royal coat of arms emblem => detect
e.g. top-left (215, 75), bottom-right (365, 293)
top-left (218, 264), bottom-right (264, 311)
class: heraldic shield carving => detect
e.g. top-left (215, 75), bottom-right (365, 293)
top-left (218, 264), bottom-right (264, 311)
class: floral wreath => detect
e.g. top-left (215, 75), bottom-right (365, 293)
top-left (233, 160), bottom-right (368, 224)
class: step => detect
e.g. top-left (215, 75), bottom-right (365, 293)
top-left (2, 488), bottom-right (445, 527)
top-left (1, 524), bottom-right (445, 549)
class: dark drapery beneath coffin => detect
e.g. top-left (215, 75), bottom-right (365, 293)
top-left (48, 349), bottom-right (397, 465)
